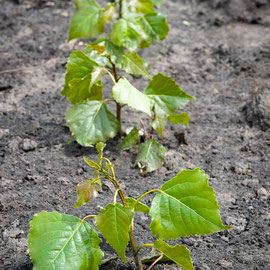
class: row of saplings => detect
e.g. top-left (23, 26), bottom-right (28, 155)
top-left (28, 1), bottom-right (232, 269)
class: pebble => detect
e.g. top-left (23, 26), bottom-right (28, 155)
top-left (170, 44), bottom-right (182, 54)
top-left (199, 264), bottom-right (210, 270)
top-left (241, 178), bottom-right (259, 188)
top-left (257, 187), bottom-right (269, 198)
top-left (221, 236), bottom-right (229, 242)
top-left (21, 139), bottom-right (38, 151)
top-left (0, 129), bottom-right (9, 139)
top-left (60, 11), bottom-right (68, 17)
top-left (158, 166), bottom-right (167, 174)
top-left (219, 259), bottom-right (233, 268)
top-left (226, 216), bottom-right (247, 233)
top-left (8, 137), bottom-right (22, 152)
top-left (3, 227), bottom-right (24, 240)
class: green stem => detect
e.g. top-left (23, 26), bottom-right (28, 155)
top-left (105, 69), bottom-right (116, 84)
top-left (133, 189), bottom-right (177, 211)
top-left (113, 188), bottom-right (119, 204)
top-left (133, 189), bottom-right (161, 209)
top-left (82, 215), bottom-right (96, 221)
top-left (99, 166), bottom-right (143, 270)
top-left (135, 243), bottom-right (154, 257)
top-left (103, 98), bottom-right (116, 103)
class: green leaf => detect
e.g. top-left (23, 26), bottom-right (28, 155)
top-left (90, 67), bottom-right (107, 88)
top-left (95, 142), bottom-right (106, 189)
top-left (125, 0), bottom-right (155, 14)
top-left (69, 0), bottom-right (104, 41)
top-left (90, 44), bottom-right (106, 54)
top-left (149, 168), bottom-right (233, 240)
top-left (151, 114), bottom-right (167, 138)
top-left (136, 0), bottom-right (155, 13)
top-left (68, 77), bottom-right (103, 104)
top-left (88, 80), bottom-right (103, 101)
top-left (117, 126), bottom-right (139, 151)
top-left (136, 139), bottom-right (166, 173)
top-left (120, 51), bottom-right (151, 79)
top-left (67, 76), bottom-right (93, 104)
top-left (83, 157), bottom-right (100, 170)
top-left (74, 180), bottom-right (98, 208)
top-left (154, 240), bottom-right (194, 270)
top-left (153, 0), bottom-right (163, 6)
top-left (96, 142), bottom-right (106, 160)
top-left (110, 13), bottom-right (168, 49)
top-left (112, 78), bottom-right (152, 115)
top-left (110, 17), bottom-right (149, 49)
top-left (126, 197), bottom-right (150, 214)
top-left (66, 100), bottom-right (119, 146)
top-left (139, 13), bottom-right (169, 42)
top-left (28, 211), bottom-right (103, 270)
top-left (101, 3), bottom-right (117, 24)
top-left (145, 73), bottom-right (194, 116)
top-left (86, 38), bottom-right (124, 65)
top-left (168, 112), bottom-right (190, 126)
top-left (61, 50), bottom-right (98, 104)
top-left (95, 203), bottom-right (134, 262)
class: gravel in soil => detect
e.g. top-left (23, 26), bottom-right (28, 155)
top-left (0, 0), bottom-right (270, 269)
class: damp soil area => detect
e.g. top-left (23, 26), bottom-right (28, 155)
top-left (0, 0), bottom-right (270, 269)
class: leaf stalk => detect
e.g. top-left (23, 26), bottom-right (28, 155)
top-left (147, 254), bottom-right (164, 270)
top-left (134, 243), bottom-right (154, 256)
top-left (82, 215), bottom-right (96, 221)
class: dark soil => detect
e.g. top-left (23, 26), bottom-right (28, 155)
top-left (1, 0), bottom-right (270, 269)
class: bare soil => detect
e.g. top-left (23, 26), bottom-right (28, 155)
top-left (0, 0), bottom-right (270, 269)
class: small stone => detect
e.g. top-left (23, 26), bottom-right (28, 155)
top-left (158, 166), bottom-right (167, 174)
top-left (21, 139), bottom-right (38, 151)
top-left (8, 137), bottom-right (22, 152)
top-left (242, 178), bottom-right (259, 188)
top-left (226, 216), bottom-right (247, 233)
top-left (0, 129), bottom-right (9, 139)
top-left (58, 177), bottom-right (69, 185)
top-left (33, 175), bottom-right (44, 185)
top-left (257, 187), bottom-right (269, 198)
top-left (183, 238), bottom-right (196, 246)
top-left (170, 44), bottom-right (182, 54)
top-left (221, 236), bottom-right (229, 242)
top-left (199, 264), bottom-right (210, 270)
top-left (233, 162), bottom-right (249, 174)
top-left (219, 259), bottom-right (233, 268)
top-left (60, 11), bottom-right (68, 17)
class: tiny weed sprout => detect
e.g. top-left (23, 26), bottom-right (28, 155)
top-left (62, 0), bottom-right (194, 173)
top-left (28, 143), bottom-right (232, 270)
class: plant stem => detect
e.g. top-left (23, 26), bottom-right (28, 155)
top-left (116, 102), bottom-right (121, 124)
top-left (139, 118), bottom-right (150, 139)
top-left (133, 189), bottom-right (161, 209)
top-left (119, 0), bottom-right (123, 19)
top-left (147, 254), bottom-right (164, 270)
top-left (100, 166), bottom-right (143, 270)
top-left (135, 243), bottom-right (154, 256)
top-left (105, 69), bottom-right (116, 84)
top-left (82, 215), bottom-right (96, 221)
top-left (111, 60), bottom-right (122, 134)
top-left (113, 188), bottom-right (119, 204)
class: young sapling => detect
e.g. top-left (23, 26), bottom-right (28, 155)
top-left (28, 143), bottom-right (232, 270)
